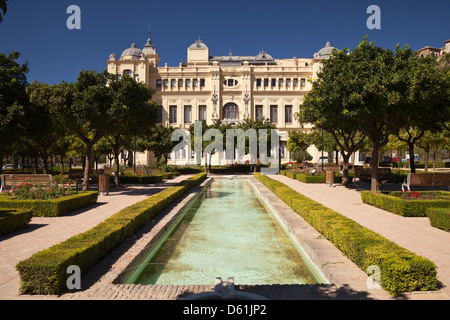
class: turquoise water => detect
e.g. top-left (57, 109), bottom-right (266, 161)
top-left (124, 178), bottom-right (323, 285)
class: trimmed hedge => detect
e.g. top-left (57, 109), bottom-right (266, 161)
top-left (16, 172), bottom-right (207, 295)
top-left (361, 191), bottom-right (450, 217)
top-left (0, 192), bottom-right (99, 217)
top-left (119, 175), bottom-right (164, 184)
top-left (284, 170), bottom-right (353, 184)
top-left (0, 208), bottom-right (33, 236)
top-left (427, 207), bottom-right (450, 232)
top-left (253, 172), bottom-right (438, 296)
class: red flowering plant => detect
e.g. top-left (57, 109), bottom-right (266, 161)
top-left (391, 191), bottom-right (437, 201)
top-left (6, 181), bottom-right (74, 200)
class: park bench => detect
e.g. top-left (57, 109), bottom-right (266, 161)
top-left (402, 172), bottom-right (450, 191)
top-left (0, 174), bottom-right (53, 193)
top-left (354, 167), bottom-right (393, 189)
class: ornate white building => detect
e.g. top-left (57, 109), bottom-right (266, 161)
top-left (107, 36), bottom-right (337, 165)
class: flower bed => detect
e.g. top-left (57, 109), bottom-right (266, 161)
top-left (16, 172), bottom-right (207, 295)
top-left (361, 191), bottom-right (450, 217)
top-left (0, 208), bottom-right (33, 236)
top-left (254, 172), bottom-right (438, 296)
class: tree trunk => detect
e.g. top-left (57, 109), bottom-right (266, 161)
top-left (409, 143), bottom-right (416, 173)
top-left (424, 148), bottom-right (429, 172)
top-left (114, 135), bottom-right (120, 187)
top-left (82, 143), bottom-right (93, 191)
top-left (341, 153), bottom-right (351, 186)
top-left (60, 155), bottom-right (64, 175)
top-left (42, 149), bottom-right (49, 174)
top-left (371, 144), bottom-right (380, 191)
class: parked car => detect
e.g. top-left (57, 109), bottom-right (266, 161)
top-left (392, 157), bottom-right (401, 162)
top-left (381, 156), bottom-right (391, 162)
top-left (402, 154), bottom-right (419, 162)
top-left (2, 164), bottom-right (14, 170)
top-left (318, 156), bottom-right (328, 164)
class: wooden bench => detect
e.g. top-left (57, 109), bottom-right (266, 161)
top-left (402, 173), bottom-right (450, 191)
top-left (354, 167), bottom-right (393, 189)
top-left (0, 174), bottom-right (53, 193)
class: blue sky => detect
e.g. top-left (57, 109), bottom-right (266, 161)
top-left (0, 0), bottom-right (449, 84)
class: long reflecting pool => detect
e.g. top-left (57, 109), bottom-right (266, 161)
top-left (123, 178), bottom-right (327, 285)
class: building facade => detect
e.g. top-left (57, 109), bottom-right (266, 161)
top-left (107, 36), bottom-right (336, 166)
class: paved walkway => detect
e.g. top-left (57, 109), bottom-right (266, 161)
top-left (268, 175), bottom-right (450, 300)
top-left (0, 175), bottom-right (191, 299)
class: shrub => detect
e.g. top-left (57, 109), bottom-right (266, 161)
top-left (118, 175), bottom-right (164, 184)
top-left (361, 191), bottom-right (450, 217)
top-left (253, 172), bottom-right (438, 296)
top-left (0, 192), bottom-right (98, 217)
top-left (427, 208), bottom-right (450, 232)
top-left (16, 172), bottom-right (207, 295)
top-left (0, 208), bottom-right (33, 236)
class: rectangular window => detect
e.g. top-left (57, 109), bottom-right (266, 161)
top-left (169, 105), bottom-right (177, 123)
top-left (171, 79), bottom-right (176, 88)
top-left (184, 105), bottom-right (192, 123)
top-left (286, 79), bottom-right (291, 87)
top-left (271, 79), bottom-right (277, 87)
top-left (199, 105), bottom-right (207, 121)
top-left (157, 105), bottom-right (163, 123)
top-left (264, 79), bottom-right (269, 87)
top-left (301, 78), bottom-right (306, 87)
top-left (156, 79), bottom-right (162, 88)
top-left (280, 141), bottom-right (287, 159)
top-left (186, 79), bottom-right (191, 87)
top-left (279, 79), bottom-right (284, 87)
top-left (255, 105), bottom-right (263, 120)
top-left (270, 105), bottom-right (278, 123)
top-left (123, 70), bottom-right (132, 76)
top-left (178, 79), bottom-right (184, 87)
top-left (193, 79), bottom-right (198, 87)
top-left (256, 79), bottom-right (262, 87)
top-left (134, 74), bottom-right (139, 82)
top-left (200, 79), bottom-right (205, 87)
top-left (164, 79), bottom-right (169, 88)
top-left (285, 105), bottom-right (293, 123)
top-left (293, 79), bottom-right (298, 87)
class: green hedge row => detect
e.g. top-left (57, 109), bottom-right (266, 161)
top-left (0, 192), bottom-right (99, 217)
top-left (16, 172), bottom-right (207, 295)
top-left (253, 172), bottom-right (438, 296)
top-left (118, 175), bottom-right (164, 184)
top-left (282, 170), bottom-right (353, 184)
top-left (427, 208), bottom-right (450, 232)
top-left (0, 208), bottom-right (33, 236)
top-left (361, 191), bottom-right (450, 217)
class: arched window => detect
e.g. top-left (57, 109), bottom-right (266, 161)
top-left (222, 103), bottom-right (239, 121)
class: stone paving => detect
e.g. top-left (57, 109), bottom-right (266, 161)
top-left (1, 173), bottom-right (449, 300)
top-left (0, 174), bottom-right (191, 299)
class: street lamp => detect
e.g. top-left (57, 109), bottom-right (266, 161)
top-left (321, 128), bottom-right (324, 171)
top-left (211, 85), bottom-right (219, 119)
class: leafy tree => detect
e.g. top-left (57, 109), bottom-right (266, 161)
top-left (0, 51), bottom-right (28, 173)
top-left (106, 74), bottom-right (157, 186)
top-left (50, 70), bottom-right (115, 190)
top-left (137, 124), bottom-right (177, 165)
top-left (396, 54), bottom-right (450, 173)
top-left (26, 81), bottom-right (64, 174)
top-left (287, 130), bottom-right (312, 165)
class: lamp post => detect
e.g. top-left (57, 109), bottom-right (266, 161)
top-left (243, 85), bottom-right (250, 119)
top-left (211, 85), bottom-right (219, 119)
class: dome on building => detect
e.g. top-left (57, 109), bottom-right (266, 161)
top-left (142, 37), bottom-right (156, 55)
top-left (314, 41), bottom-right (336, 59)
top-left (121, 43), bottom-right (143, 59)
top-left (189, 39), bottom-right (208, 50)
top-left (255, 50), bottom-right (274, 61)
